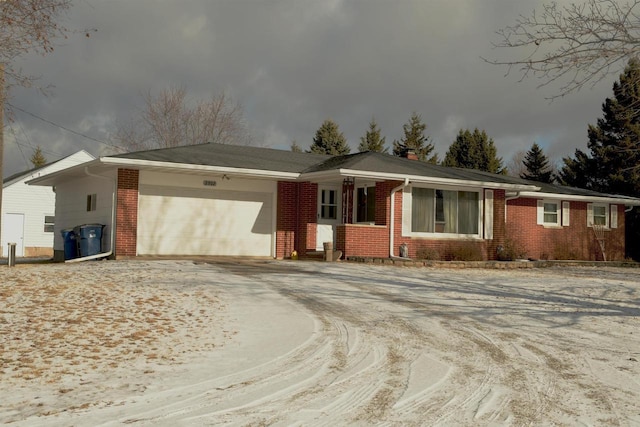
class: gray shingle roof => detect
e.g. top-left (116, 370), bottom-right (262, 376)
top-left (110, 143), bottom-right (331, 173)
top-left (304, 151), bottom-right (534, 186)
top-left (106, 143), bottom-right (638, 201)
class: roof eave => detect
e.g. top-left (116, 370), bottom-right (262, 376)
top-left (518, 191), bottom-right (640, 206)
top-left (301, 169), bottom-right (539, 191)
top-left (100, 157), bottom-right (301, 180)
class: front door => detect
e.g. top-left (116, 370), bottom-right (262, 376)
top-left (316, 186), bottom-right (340, 251)
top-left (3, 213), bottom-right (25, 257)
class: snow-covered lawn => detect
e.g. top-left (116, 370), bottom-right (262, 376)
top-left (1, 260), bottom-right (639, 426)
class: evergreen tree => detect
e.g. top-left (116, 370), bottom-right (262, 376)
top-left (558, 58), bottom-right (640, 259)
top-left (290, 139), bottom-right (302, 153)
top-left (392, 112), bottom-right (437, 163)
top-left (308, 119), bottom-right (350, 155)
top-left (358, 118), bottom-right (387, 153)
top-left (30, 146), bottom-right (47, 168)
top-left (521, 142), bottom-right (554, 183)
top-left (442, 128), bottom-right (505, 174)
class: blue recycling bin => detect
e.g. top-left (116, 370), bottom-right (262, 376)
top-left (74, 224), bottom-right (104, 257)
top-left (61, 228), bottom-right (78, 260)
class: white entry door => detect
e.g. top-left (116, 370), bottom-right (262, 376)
top-left (3, 213), bottom-right (25, 257)
top-left (316, 186), bottom-right (340, 251)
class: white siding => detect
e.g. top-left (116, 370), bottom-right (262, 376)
top-left (1, 151), bottom-right (94, 256)
top-left (52, 172), bottom-right (115, 253)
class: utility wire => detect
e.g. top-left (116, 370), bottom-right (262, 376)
top-left (6, 102), bottom-right (127, 152)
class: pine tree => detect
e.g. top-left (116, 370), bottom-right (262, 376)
top-left (442, 128), bottom-right (505, 174)
top-left (521, 142), bottom-right (554, 183)
top-left (290, 139), bottom-right (302, 153)
top-left (558, 58), bottom-right (640, 259)
top-left (308, 119), bottom-right (350, 155)
top-left (392, 112), bottom-right (437, 163)
top-left (358, 118), bottom-right (387, 152)
top-left (30, 146), bottom-right (47, 168)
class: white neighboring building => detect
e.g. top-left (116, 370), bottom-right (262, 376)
top-left (1, 150), bottom-right (95, 257)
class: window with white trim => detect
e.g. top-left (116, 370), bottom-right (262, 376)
top-left (319, 189), bottom-right (337, 220)
top-left (587, 203), bottom-right (609, 228)
top-left (536, 199), bottom-right (566, 227)
top-left (411, 188), bottom-right (479, 235)
top-left (356, 186), bottom-right (376, 223)
top-left (543, 202), bottom-right (559, 225)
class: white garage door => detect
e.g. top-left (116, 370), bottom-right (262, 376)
top-left (137, 185), bottom-right (273, 256)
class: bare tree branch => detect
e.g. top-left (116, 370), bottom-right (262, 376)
top-left (484, 0), bottom-right (640, 98)
top-left (115, 86), bottom-right (253, 151)
top-left (0, 0), bottom-right (81, 95)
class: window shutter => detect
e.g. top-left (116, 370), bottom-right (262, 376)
top-left (562, 201), bottom-right (570, 226)
top-left (587, 203), bottom-right (594, 227)
top-left (536, 200), bottom-right (544, 225)
top-left (402, 187), bottom-right (411, 236)
top-left (484, 190), bottom-right (494, 240)
top-left (610, 204), bottom-right (618, 229)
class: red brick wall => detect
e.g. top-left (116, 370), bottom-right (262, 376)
top-left (300, 183), bottom-right (318, 253)
top-left (277, 180), bottom-right (511, 261)
top-left (115, 169), bottom-right (139, 258)
top-left (275, 181), bottom-right (318, 258)
top-left (506, 198), bottom-right (626, 260)
top-left (338, 225), bottom-right (389, 257)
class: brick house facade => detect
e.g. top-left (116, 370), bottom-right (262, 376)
top-left (30, 143), bottom-right (640, 262)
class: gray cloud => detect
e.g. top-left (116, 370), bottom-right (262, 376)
top-left (3, 0), bottom-right (616, 176)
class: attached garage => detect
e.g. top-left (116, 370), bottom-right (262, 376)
top-left (136, 173), bottom-right (276, 257)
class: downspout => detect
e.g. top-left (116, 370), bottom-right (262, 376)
top-left (625, 205), bottom-right (634, 212)
top-left (66, 167), bottom-right (116, 263)
top-left (504, 191), bottom-right (521, 221)
top-left (389, 178), bottom-right (410, 258)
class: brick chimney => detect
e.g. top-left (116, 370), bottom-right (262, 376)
top-left (403, 148), bottom-right (419, 160)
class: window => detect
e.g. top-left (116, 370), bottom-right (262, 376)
top-left (592, 205), bottom-right (607, 226)
top-left (356, 186), bottom-right (376, 222)
top-left (543, 202), bottom-right (559, 225)
top-left (320, 189), bottom-right (337, 220)
top-left (87, 194), bottom-right (97, 212)
top-left (44, 215), bottom-right (55, 233)
top-left (536, 200), bottom-right (564, 227)
top-left (588, 203), bottom-right (609, 228)
top-left (411, 188), bottom-right (479, 235)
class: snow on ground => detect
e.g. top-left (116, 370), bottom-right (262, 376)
top-left (1, 259), bottom-right (639, 426)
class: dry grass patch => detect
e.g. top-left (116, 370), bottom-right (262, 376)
top-left (0, 261), bottom-right (228, 422)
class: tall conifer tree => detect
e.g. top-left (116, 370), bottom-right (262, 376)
top-left (392, 112), bottom-right (437, 163)
top-left (309, 119), bottom-right (350, 155)
top-left (521, 142), bottom-right (554, 183)
top-left (558, 58), bottom-right (640, 259)
top-left (30, 146), bottom-right (47, 168)
top-left (358, 118), bottom-right (387, 152)
top-left (443, 128), bottom-right (505, 174)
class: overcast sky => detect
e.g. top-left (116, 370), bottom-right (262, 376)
top-left (2, 0), bottom-right (620, 178)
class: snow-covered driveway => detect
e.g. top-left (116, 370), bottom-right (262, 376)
top-left (2, 260), bottom-right (639, 426)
